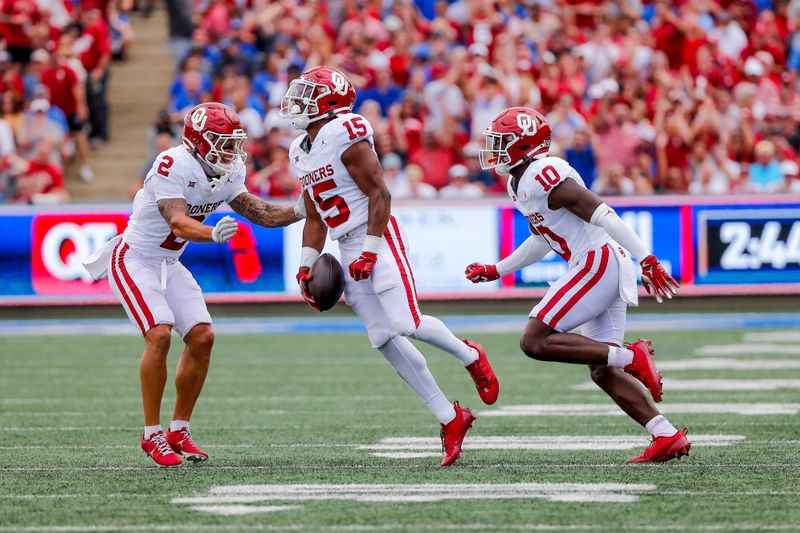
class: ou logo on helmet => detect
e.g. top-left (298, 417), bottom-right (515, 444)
top-left (331, 71), bottom-right (349, 96)
top-left (191, 107), bottom-right (208, 132)
top-left (516, 113), bottom-right (537, 136)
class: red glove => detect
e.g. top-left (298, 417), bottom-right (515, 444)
top-left (640, 255), bottom-right (679, 303)
top-left (296, 267), bottom-right (321, 312)
top-left (349, 252), bottom-right (377, 281)
top-left (465, 262), bottom-right (500, 283)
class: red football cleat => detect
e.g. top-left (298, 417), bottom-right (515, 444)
top-left (440, 401), bottom-right (475, 467)
top-left (463, 340), bottom-right (500, 405)
top-left (166, 427), bottom-right (209, 463)
top-left (628, 428), bottom-right (691, 463)
top-left (623, 339), bottom-right (663, 403)
top-left (141, 431), bottom-right (183, 467)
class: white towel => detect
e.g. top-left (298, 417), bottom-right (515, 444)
top-left (611, 242), bottom-right (638, 307)
top-left (81, 235), bottom-right (122, 281)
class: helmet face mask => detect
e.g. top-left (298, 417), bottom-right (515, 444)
top-left (279, 66), bottom-right (356, 130)
top-left (479, 131), bottom-right (516, 173)
top-left (202, 129), bottom-right (248, 176)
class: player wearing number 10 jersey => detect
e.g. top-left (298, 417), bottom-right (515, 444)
top-left (83, 102), bottom-right (303, 467)
top-left (282, 66), bottom-right (499, 467)
top-left (466, 107), bottom-right (690, 463)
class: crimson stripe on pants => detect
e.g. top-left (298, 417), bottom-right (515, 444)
top-left (389, 216), bottom-right (419, 301)
top-left (118, 244), bottom-right (155, 332)
top-left (383, 224), bottom-right (421, 327)
top-left (110, 241), bottom-right (146, 335)
top-left (548, 245), bottom-right (610, 328)
top-left (535, 250), bottom-right (597, 327)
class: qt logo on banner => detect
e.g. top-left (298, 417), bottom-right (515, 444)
top-left (31, 214), bottom-right (129, 295)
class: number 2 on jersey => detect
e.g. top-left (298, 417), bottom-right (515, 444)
top-left (157, 155), bottom-right (174, 177)
top-left (343, 116), bottom-right (367, 141)
top-left (312, 180), bottom-right (350, 228)
top-left (534, 165), bottom-right (560, 192)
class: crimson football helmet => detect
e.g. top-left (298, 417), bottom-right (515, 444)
top-left (280, 66), bottom-right (357, 129)
top-left (479, 107), bottom-right (551, 174)
top-left (182, 102), bottom-right (248, 176)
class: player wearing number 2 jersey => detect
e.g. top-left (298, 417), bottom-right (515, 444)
top-left (467, 107), bottom-right (690, 463)
top-left (82, 102), bottom-right (304, 467)
top-left (282, 66), bottom-right (499, 467)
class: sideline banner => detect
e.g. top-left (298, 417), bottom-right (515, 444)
top-left (0, 196), bottom-right (798, 305)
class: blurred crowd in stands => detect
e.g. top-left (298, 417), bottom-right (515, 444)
top-left (0, 0), bottom-right (133, 204)
top-left (154, 0), bottom-right (800, 201)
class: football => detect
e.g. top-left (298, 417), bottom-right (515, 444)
top-left (308, 253), bottom-right (345, 311)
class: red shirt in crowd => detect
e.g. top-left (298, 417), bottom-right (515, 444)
top-left (0, 0), bottom-right (41, 49)
top-left (80, 18), bottom-right (111, 71)
top-left (41, 65), bottom-right (79, 117)
top-left (13, 161), bottom-right (64, 203)
top-left (409, 144), bottom-right (457, 190)
top-left (653, 20), bottom-right (685, 70)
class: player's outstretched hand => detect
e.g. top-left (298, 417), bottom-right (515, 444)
top-left (349, 252), bottom-right (377, 281)
top-left (212, 216), bottom-right (238, 243)
top-left (296, 267), bottom-right (321, 312)
top-left (640, 255), bottom-right (679, 303)
top-left (465, 262), bottom-right (499, 283)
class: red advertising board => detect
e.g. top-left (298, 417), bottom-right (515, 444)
top-left (31, 213), bottom-right (129, 295)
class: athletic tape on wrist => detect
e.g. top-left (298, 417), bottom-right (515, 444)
top-left (300, 246), bottom-right (321, 269)
top-left (362, 234), bottom-right (383, 254)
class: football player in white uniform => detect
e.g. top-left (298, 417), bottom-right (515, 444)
top-left (281, 66), bottom-right (500, 467)
top-left (466, 107), bottom-right (690, 463)
top-left (83, 102), bottom-right (304, 467)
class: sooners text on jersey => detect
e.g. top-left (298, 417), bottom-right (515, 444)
top-left (289, 112), bottom-right (375, 241)
top-left (123, 146), bottom-right (248, 259)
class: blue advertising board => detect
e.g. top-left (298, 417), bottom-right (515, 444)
top-left (0, 197), bottom-right (798, 305)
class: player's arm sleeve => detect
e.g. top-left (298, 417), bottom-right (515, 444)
top-left (589, 203), bottom-right (651, 260)
top-left (496, 233), bottom-right (552, 276)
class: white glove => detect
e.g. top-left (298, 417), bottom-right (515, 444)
top-left (293, 193), bottom-right (306, 219)
top-left (212, 215), bottom-right (238, 243)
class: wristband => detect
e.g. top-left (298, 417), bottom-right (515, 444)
top-left (362, 234), bottom-right (383, 254)
top-left (300, 246), bottom-right (321, 269)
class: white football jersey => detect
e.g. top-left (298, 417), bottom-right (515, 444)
top-left (509, 156), bottom-right (610, 266)
top-left (288, 112), bottom-right (374, 241)
top-left (123, 146), bottom-right (248, 259)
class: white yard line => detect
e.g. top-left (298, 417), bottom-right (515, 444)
top-left (575, 379), bottom-right (800, 391)
top-left (743, 331), bottom-right (800, 343)
top-left (1, 524), bottom-right (796, 532)
top-left (5, 489), bottom-right (799, 501)
top-left (4, 463), bottom-right (800, 472)
top-left (173, 483), bottom-right (657, 509)
top-left (187, 504), bottom-right (301, 516)
top-left (656, 359), bottom-right (800, 370)
top-left (479, 403), bottom-right (800, 417)
top-left (359, 435), bottom-right (744, 453)
top-left (0, 395), bottom-right (386, 405)
top-left (694, 344), bottom-right (800, 356)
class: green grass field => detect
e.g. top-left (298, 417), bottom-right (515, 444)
top-left (1, 326), bottom-right (798, 532)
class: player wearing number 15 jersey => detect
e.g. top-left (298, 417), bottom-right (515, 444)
top-left (282, 66), bottom-right (499, 467)
top-left (466, 107), bottom-right (690, 463)
top-left (83, 102), bottom-right (304, 467)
